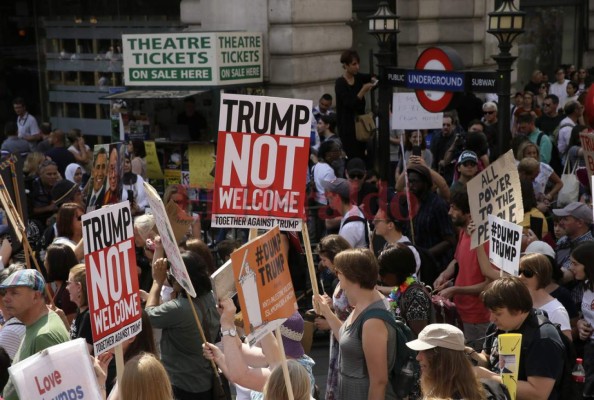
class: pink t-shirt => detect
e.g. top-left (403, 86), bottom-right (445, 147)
top-left (453, 231), bottom-right (491, 324)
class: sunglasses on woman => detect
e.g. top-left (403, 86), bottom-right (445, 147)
top-left (519, 269), bottom-right (535, 278)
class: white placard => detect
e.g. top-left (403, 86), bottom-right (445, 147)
top-left (391, 92), bottom-right (443, 130)
top-left (488, 214), bottom-right (522, 276)
top-left (8, 339), bottom-right (103, 400)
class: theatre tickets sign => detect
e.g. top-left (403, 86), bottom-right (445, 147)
top-left (122, 32), bottom-right (263, 86)
top-left (212, 94), bottom-right (312, 231)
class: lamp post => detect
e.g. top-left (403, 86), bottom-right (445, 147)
top-left (487, 0), bottom-right (525, 158)
top-left (367, 1), bottom-right (399, 184)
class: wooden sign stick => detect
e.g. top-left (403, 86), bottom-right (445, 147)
top-left (275, 327), bottom-right (295, 400)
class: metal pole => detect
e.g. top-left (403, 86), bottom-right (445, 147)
top-left (493, 42), bottom-right (516, 157)
top-left (375, 44), bottom-right (394, 183)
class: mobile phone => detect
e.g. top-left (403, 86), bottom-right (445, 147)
top-left (412, 145), bottom-right (421, 157)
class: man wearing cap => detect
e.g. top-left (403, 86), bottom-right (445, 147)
top-left (345, 158), bottom-right (377, 211)
top-left (450, 150), bottom-right (479, 196)
top-left (553, 202), bottom-right (594, 305)
top-left (323, 178), bottom-right (368, 248)
top-left (402, 164), bottom-right (455, 276)
top-left (1, 269), bottom-right (70, 400)
top-left (51, 179), bottom-right (84, 208)
top-left (472, 277), bottom-right (565, 400)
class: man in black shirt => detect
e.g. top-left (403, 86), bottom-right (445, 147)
top-left (535, 94), bottom-right (564, 136)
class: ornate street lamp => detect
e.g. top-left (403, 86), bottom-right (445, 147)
top-left (368, 1), bottom-right (399, 184)
top-left (487, 0), bottom-right (525, 157)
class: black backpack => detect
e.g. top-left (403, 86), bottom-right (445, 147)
top-left (531, 311), bottom-right (578, 400)
top-left (536, 131), bottom-right (563, 175)
top-left (357, 307), bottom-right (420, 399)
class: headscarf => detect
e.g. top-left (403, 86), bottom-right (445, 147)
top-left (65, 163), bottom-right (83, 184)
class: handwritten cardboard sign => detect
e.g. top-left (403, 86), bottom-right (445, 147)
top-left (144, 181), bottom-right (196, 297)
top-left (392, 92), bottom-right (443, 130)
top-left (468, 150), bottom-right (523, 248)
top-left (488, 214), bottom-right (522, 276)
top-left (232, 226), bottom-right (297, 345)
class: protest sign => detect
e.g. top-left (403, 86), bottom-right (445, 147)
top-left (8, 339), bottom-right (103, 400)
top-left (212, 93), bottom-right (311, 232)
top-left (487, 214), bottom-right (522, 276)
top-left (210, 259), bottom-right (236, 301)
top-left (189, 143), bottom-right (215, 188)
top-left (580, 131), bottom-right (594, 182)
top-left (165, 199), bottom-right (195, 242)
top-left (82, 201), bottom-right (142, 355)
top-left (144, 181), bottom-right (196, 297)
top-left (392, 92), bottom-right (443, 130)
top-left (498, 334), bottom-right (522, 400)
top-left (144, 141), bottom-right (164, 179)
top-left (468, 150), bottom-right (523, 248)
top-left (232, 226), bottom-right (297, 345)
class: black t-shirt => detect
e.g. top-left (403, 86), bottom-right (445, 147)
top-left (70, 307), bottom-right (93, 346)
top-left (484, 310), bottom-right (565, 400)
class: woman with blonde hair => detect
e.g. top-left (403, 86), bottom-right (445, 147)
top-left (119, 353), bottom-right (173, 400)
top-left (67, 263), bottom-right (93, 353)
top-left (407, 324), bottom-right (486, 400)
top-left (263, 360), bottom-right (312, 400)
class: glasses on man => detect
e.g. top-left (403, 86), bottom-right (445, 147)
top-left (349, 173), bottom-right (364, 180)
top-left (483, 111), bottom-right (495, 115)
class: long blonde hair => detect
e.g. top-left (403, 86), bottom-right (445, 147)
top-left (119, 353), bottom-right (173, 400)
top-left (420, 347), bottom-right (486, 400)
top-left (263, 360), bottom-right (310, 400)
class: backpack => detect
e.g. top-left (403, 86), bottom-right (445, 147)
top-left (357, 307), bottom-right (420, 400)
top-left (400, 241), bottom-right (442, 289)
top-left (342, 211), bottom-right (370, 247)
top-left (540, 126), bottom-right (568, 175)
top-left (480, 378), bottom-right (512, 400)
top-left (400, 282), bottom-right (465, 334)
top-left (531, 311), bottom-right (578, 400)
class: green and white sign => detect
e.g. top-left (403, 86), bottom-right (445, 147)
top-left (122, 32), bottom-right (263, 86)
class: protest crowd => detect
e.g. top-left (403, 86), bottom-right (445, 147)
top-left (1, 51), bottom-right (594, 400)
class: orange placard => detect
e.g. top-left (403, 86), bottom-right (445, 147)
top-left (231, 227), bottom-right (297, 343)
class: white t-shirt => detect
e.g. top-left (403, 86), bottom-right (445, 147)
top-left (339, 206), bottom-right (367, 249)
top-left (540, 298), bottom-right (571, 333)
top-left (582, 287), bottom-right (594, 339)
top-left (313, 162), bottom-right (336, 204)
top-left (16, 112), bottom-right (40, 140)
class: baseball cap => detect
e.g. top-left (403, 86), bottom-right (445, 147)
top-left (322, 178), bottom-right (350, 199)
top-left (457, 150), bottom-right (478, 164)
top-left (552, 202), bottom-right (593, 225)
top-left (523, 241), bottom-right (555, 258)
top-left (346, 158), bottom-right (366, 176)
top-left (0, 269), bottom-right (45, 293)
top-left (406, 323), bottom-right (465, 351)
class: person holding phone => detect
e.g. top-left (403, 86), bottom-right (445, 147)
top-left (396, 130), bottom-right (432, 180)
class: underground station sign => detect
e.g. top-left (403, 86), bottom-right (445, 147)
top-left (387, 47), bottom-right (498, 112)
